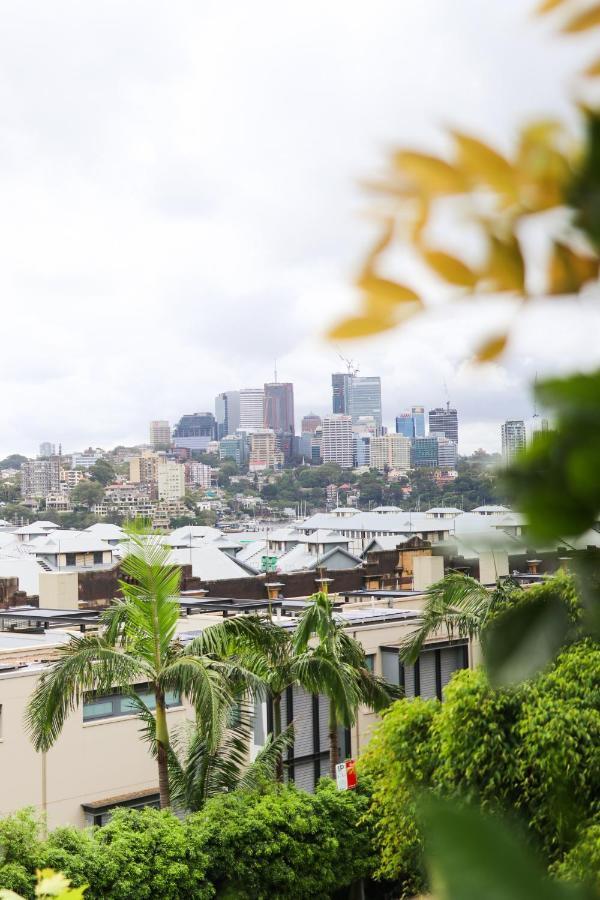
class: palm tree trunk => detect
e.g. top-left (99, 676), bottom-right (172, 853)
top-left (155, 689), bottom-right (171, 808)
top-left (273, 692), bottom-right (284, 783)
top-left (329, 702), bottom-right (339, 780)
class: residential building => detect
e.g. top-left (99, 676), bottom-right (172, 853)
top-left (157, 461), bottom-right (186, 501)
top-left (149, 421), bottom-right (171, 449)
top-left (436, 435), bottom-right (458, 469)
top-left (248, 431), bottom-right (283, 472)
top-left (501, 420), bottom-right (526, 464)
top-left (411, 437), bottom-right (440, 468)
top-left (215, 391), bottom-right (240, 440)
top-left (185, 461), bottom-right (212, 489)
top-left (71, 453), bottom-right (103, 470)
top-left (370, 434), bottom-right (412, 472)
top-left (239, 389), bottom-right (265, 432)
top-left (45, 493), bottom-right (71, 511)
top-left (172, 413), bottom-right (216, 452)
top-left (21, 458), bottom-right (61, 499)
top-left (60, 469), bottom-right (85, 492)
top-left (301, 413), bottom-right (321, 433)
top-left (39, 442), bottom-right (55, 458)
top-left (321, 415), bottom-right (353, 468)
top-left (129, 452), bottom-right (160, 484)
top-left (428, 404), bottom-right (459, 445)
top-left (219, 435), bottom-right (248, 466)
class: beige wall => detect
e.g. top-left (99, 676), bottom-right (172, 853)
top-left (478, 551), bottom-right (509, 585)
top-left (0, 668), bottom-right (190, 829)
top-left (38, 573), bottom-right (79, 610)
top-left (413, 555), bottom-right (445, 591)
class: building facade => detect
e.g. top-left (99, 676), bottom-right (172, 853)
top-left (435, 435), bottom-right (458, 469)
top-left (428, 404), bottom-right (458, 445)
top-left (21, 458), bottom-right (61, 499)
top-left (215, 391), bottom-right (240, 440)
top-left (248, 430), bottom-right (283, 472)
top-left (321, 415), bottom-right (353, 468)
top-left (395, 413), bottom-right (413, 439)
top-left (501, 420), bottom-right (526, 464)
top-left (185, 461), bottom-right (212, 489)
top-left (301, 413), bottom-right (321, 434)
top-left (370, 434), bottom-right (412, 472)
top-left (172, 414), bottom-right (216, 452)
top-left (219, 435), bottom-right (248, 466)
top-left (411, 437), bottom-right (440, 468)
top-left (239, 389), bottom-right (265, 432)
top-left (39, 442), bottom-right (56, 458)
top-left (157, 461), bottom-right (186, 501)
top-left (149, 421), bottom-right (171, 449)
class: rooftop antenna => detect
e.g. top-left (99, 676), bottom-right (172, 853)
top-left (274, 360), bottom-right (278, 383)
top-left (443, 380), bottom-right (450, 411)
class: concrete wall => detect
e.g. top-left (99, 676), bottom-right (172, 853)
top-left (413, 555), bottom-right (445, 591)
top-left (39, 572), bottom-right (79, 610)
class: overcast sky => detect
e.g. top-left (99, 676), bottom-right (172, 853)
top-left (1, 0), bottom-right (599, 458)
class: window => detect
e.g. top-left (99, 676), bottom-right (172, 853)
top-left (93, 551), bottom-right (103, 565)
top-left (364, 654), bottom-right (375, 673)
top-left (83, 684), bottom-right (181, 722)
top-left (65, 553), bottom-right (76, 567)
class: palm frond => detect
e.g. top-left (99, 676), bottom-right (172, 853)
top-left (160, 656), bottom-right (232, 751)
top-left (25, 636), bottom-right (148, 752)
top-left (237, 724), bottom-right (295, 792)
top-left (292, 651), bottom-right (360, 726)
top-left (399, 572), bottom-right (493, 664)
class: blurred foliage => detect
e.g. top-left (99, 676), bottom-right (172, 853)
top-left (358, 612), bottom-right (600, 896)
top-left (0, 868), bottom-right (87, 899)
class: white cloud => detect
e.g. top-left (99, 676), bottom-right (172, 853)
top-left (0, 0), bottom-right (596, 457)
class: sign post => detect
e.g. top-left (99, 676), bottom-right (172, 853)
top-left (336, 759), bottom-right (357, 790)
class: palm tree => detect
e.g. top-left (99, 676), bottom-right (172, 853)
top-left (294, 591), bottom-right (402, 777)
top-left (25, 530), bottom-right (254, 809)
top-left (136, 695), bottom-right (294, 812)
top-left (192, 614), bottom-right (359, 782)
top-left (399, 572), bottom-right (519, 665)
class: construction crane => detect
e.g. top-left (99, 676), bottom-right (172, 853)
top-left (337, 351), bottom-right (359, 377)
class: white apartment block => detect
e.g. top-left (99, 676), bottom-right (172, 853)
top-left (71, 453), bottom-right (103, 470)
top-left (321, 415), bottom-right (353, 468)
top-left (370, 434), bottom-right (412, 472)
top-left (157, 461), bottom-right (186, 501)
top-left (436, 435), bottom-right (459, 470)
top-left (239, 388), bottom-right (265, 431)
top-left (501, 420), bottom-right (527, 464)
top-left (149, 420), bottom-right (171, 448)
top-left (185, 462), bottom-right (212, 489)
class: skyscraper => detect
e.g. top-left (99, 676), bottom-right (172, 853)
top-left (331, 373), bottom-right (351, 414)
top-left (501, 420), bottom-right (527, 464)
top-left (264, 383), bottom-right (295, 433)
top-left (149, 421), bottom-right (171, 449)
top-left (370, 434), bottom-right (412, 471)
top-left (349, 376), bottom-right (382, 431)
top-left (428, 404), bottom-right (459, 445)
top-left (301, 413), bottom-right (321, 433)
top-left (395, 413), bottom-right (413, 439)
top-left (435, 435), bottom-right (458, 469)
top-left (39, 442), bottom-right (56, 458)
top-left (321, 415), bottom-right (353, 468)
top-left (172, 413), bottom-right (216, 451)
top-left (411, 406), bottom-right (425, 438)
top-left (239, 388), bottom-right (265, 431)
top-left (215, 391), bottom-right (240, 439)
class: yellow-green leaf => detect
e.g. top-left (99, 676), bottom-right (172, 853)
top-left (360, 218), bottom-right (395, 277)
top-left (394, 151), bottom-right (467, 194)
top-left (327, 314), bottom-right (397, 340)
top-left (452, 131), bottom-right (517, 200)
top-left (548, 242), bottom-right (599, 294)
top-left (582, 57), bottom-right (600, 76)
top-left (484, 236), bottom-right (526, 291)
top-left (358, 273), bottom-right (421, 305)
top-left (423, 250), bottom-right (478, 287)
top-left (474, 333), bottom-right (509, 362)
top-left (562, 3), bottom-right (600, 32)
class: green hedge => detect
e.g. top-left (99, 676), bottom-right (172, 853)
top-left (0, 781), bottom-right (375, 900)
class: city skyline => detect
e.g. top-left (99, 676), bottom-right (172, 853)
top-left (0, 2), bottom-right (597, 462)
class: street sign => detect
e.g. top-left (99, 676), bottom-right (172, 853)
top-left (336, 759), bottom-right (357, 790)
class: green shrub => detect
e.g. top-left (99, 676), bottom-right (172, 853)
top-left (189, 780), bottom-right (374, 899)
top-left (552, 821), bottom-right (600, 897)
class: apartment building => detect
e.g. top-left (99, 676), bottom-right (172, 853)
top-left (370, 434), bottom-right (411, 472)
top-left (248, 430), bottom-right (283, 472)
top-left (321, 415), bottom-right (353, 468)
top-left (157, 461), bottom-right (186, 501)
top-left (149, 420), bottom-right (171, 449)
top-left (185, 461), bottom-right (212, 489)
top-left (129, 452), bottom-right (160, 484)
top-left (21, 458), bottom-right (61, 499)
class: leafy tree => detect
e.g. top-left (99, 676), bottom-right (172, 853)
top-left (88, 460), bottom-right (115, 487)
top-left (25, 530), bottom-right (252, 809)
top-left (293, 591), bottom-right (400, 776)
top-left (0, 455), bottom-right (28, 471)
top-left (69, 482), bottom-right (104, 508)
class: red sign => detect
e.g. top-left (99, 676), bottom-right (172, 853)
top-left (346, 759), bottom-right (357, 790)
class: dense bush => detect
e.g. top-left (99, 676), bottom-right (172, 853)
top-left (359, 639), bottom-right (600, 896)
top-left (0, 783), bottom-right (373, 900)
top-left (551, 822), bottom-right (600, 897)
